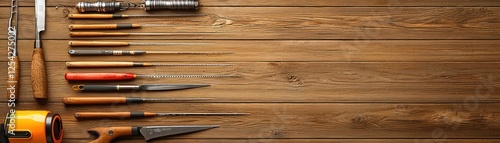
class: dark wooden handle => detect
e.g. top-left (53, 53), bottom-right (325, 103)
top-left (87, 126), bottom-right (135, 143)
top-left (69, 32), bottom-right (129, 37)
top-left (68, 24), bottom-right (140, 30)
top-left (62, 97), bottom-right (127, 105)
top-left (31, 48), bottom-right (48, 99)
top-left (7, 57), bottom-right (20, 100)
top-left (66, 62), bottom-right (135, 68)
top-left (65, 73), bottom-right (136, 81)
top-left (69, 41), bottom-right (130, 47)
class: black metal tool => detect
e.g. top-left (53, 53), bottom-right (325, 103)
top-left (71, 84), bottom-right (210, 92)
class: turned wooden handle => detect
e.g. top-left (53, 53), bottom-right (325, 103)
top-left (66, 62), bottom-right (135, 68)
top-left (69, 41), bottom-right (130, 47)
top-left (69, 32), bottom-right (129, 37)
top-left (75, 112), bottom-right (155, 119)
top-left (62, 97), bottom-right (127, 105)
top-left (65, 73), bottom-right (137, 81)
top-left (68, 14), bottom-right (127, 19)
top-left (31, 48), bottom-right (48, 99)
top-left (87, 126), bottom-right (136, 143)
top-left (7, 57), bottom-right (20, 100)
top-left (68, 24), bottom-right (140, 30)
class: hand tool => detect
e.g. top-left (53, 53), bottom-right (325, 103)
top-left (66, 61), bottom-right (233, 68)
top-left (69, 31), bottom-right (217, 37)
top-left (68, 23), bottom-right (185, 30)
top-left (71, 84), bottom-right (210, 92)
top-left (74, 111), bottom-right (250, 119)
top-left (7, 0), bottom-right (20, 101)
top-left (68, 49), bottom-right (232, 56)
top-left (76, 0), bottom-right (199, 13)
top-left (68, 40), bottom-right (210, 46)
top-left (62, 97), bottom-right (212, 105)
top-left (32, 0), bottom-right (48, 99)
top-left (65, 72), bottom-right (241, 81)
top-left (68, 13), bottom-right (205, 19)
top-left (3, 110), bottom-right (63, 143)
top-left (87, 125), bottom-right (218, 143)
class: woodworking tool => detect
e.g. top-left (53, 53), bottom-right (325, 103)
top-left (32, 0), bottom-right (48, 99)
top-left (66, 61), bottom-right (233, 68)
top-left (76, 0), bottom-right (199, 13)
top-left (68, 49), bottom-right (232, 56)
top-left (7, 0), bottom-right (19, 100)
top-left (68, 13), bottom-right (205, 19)
top-left (69, 31), bottom-right (216, 37)
top-left (62, 97), bottom-right (213, 105)
top-left (65, 72), bottom-right (241, 81)
top-left (2, 110), bottom-right (63, 143)
top-left (71, 84), bottom-right (210, 92)
top-left (68, 40), bottom-right (210, 47)
top-left (68, 23), bottom-right (185, 30)
top-left (87, 125), bottom-right (217, 143)
top-left (74, 111), bottom-right (250, 119)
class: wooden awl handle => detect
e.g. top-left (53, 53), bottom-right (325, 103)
top-left (62, 97), bottom-right (128, 105)
top-left (65, 73), bottom-right (136, 81)
top-left (69, 41), bottom-right (129, 47)
top-left (68, 23), bottom-right (140, 30)
top-left (31, 48), bottom-right (48, 99)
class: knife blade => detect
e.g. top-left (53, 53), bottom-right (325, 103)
top-left (71, 84), bottom-right (210, 92)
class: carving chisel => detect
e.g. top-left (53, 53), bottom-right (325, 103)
top-left (68, 49), bottom-right (232, 56)
top-left (69, 32), bottom-right (218, 37)
top-left (68, 40), bottom-right (210, 47)
top-left (68, 13), bottom-right (206, 19)
top-left (65, 72), bottom-right (240, 81)
top-left (74, 112), bottom-right (250, 119)
top-left (71, 84), bottom-right (210, 92)
top-left (62, 97), bottom-right (213, 105)
top-left (32, 0), bottom-right (48, 99)
top-left (7, 0), bottom-right (20, 100)
top-left (66, 61), bottom-right (233, 68)
top-left (68, 23), bottom-right (181, 30)
top-left (87, 125), bottom-right (218, 143)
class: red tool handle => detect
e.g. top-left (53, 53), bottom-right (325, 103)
top-left (65, 73), bottom-right (136, 81)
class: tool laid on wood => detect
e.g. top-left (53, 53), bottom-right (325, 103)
top-left (68, 40), bottom-right (210, 47)
top-left (68, 13), bottom-right (205, 19)
top-left (86, 125), bottom-right (217, 143)
top-left (71, 84), bottom-right (209, 92)
top-left (62, 97), bottom-right (212, 105)
top-left (69, 31), bottom-right (217, 37)
top-left (66, 61), bottom-right (232, 68)
top-left (68, 49), bottom-right (232, 56)
top-left (76, 0), bottom-right (199, 13)
top-left (74, 111), bottom-right (250, 119)
top-left (68, 23), bottom-right (184, 30)
top-left (65, 72), bottom-right (240, 81)
top-left (7, 0), bottom-right (20, 100)
top-left (32, 0), bottom-right (48, 99)
top-left (2, 110), bottom-right (63, 143)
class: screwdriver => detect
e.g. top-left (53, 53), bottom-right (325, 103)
top-left (62, 97), bottom-right (212, 105)
top-left (74, 111), bottom-right (250, 119)
top-left (68, 49), bottom-right (232, 56)
top-left (69, 32), bottom-right (218, 37)
top-left (65, 72), bottom-right (241, 81)
top-left (68, 41), bottom-right (210, 47)
top-left (68, 23), bottom-right (181, 30)
top-left (66, 61), bottom-right (233, 68)
top-left (67, 13), bottom-right (206, 19)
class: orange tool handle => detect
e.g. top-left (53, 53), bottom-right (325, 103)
top-left (69, 32), bottom-right (129, 37)
top-left (65, 73), bottom-right (136, 81)
top-left (68, 41), bottom-right (130, 47)
top-left (68, 23), bottom-right (141, 30)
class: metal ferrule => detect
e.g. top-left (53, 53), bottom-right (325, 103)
top-left (142, 0), bottom-right (198, 11)
top-left (76, 1), bottom-right (124, 12)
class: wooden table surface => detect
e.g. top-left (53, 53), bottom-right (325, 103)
top-left (1, 0), bottom-right (500, 142)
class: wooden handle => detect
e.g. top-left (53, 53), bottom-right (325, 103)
top-left (31, 48), bottom-right (48, 99)
top-left (68, 23), bottom-right (140, 30)
top-left (65, 73), bottom-right (136, 81)
top-left (68, 14), bottom-right (124, 19)
top-left (75, 112), bottom-right (154, 119)
top-left (69, 41), bottom-right (130, 47)
top-left (62, 97), bottom-right (127, 105)
top-left (69, 32), bottom-right (129, 37)
top-left (87, 126), bottom-right (136, 143)
top-left (66, 62), bottom-right (135, 68)
top-left (7, 56), bottom-right (20, 100)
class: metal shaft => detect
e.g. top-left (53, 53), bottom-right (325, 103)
top-left (146, 51), bottom-right (233, 54)
top-left (138, 74), bottom-right (241, 79)
top-left (7, 0), bottom-right (20, 100)
top-left (150, 63), bottom-right (233, 66)
top-left (128, 42), bottom-right (211, 46)
top-left (140, 97), bottom-right (213, 102)
top-left (156, 113), bottom-right (250, 116)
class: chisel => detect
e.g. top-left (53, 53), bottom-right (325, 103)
top-left (7, 0), bottom-right (20, 100)
top-left (62, 97), bottom-right (213, 105)
top-left (68, 49), bottom-right (232, 56)
top-left (68, 40), bottom-right (210, 47)
top-left (65, 72), bottom-right (240, 81)
top-left (71, 84), bottom-right (210, 92)
top-left (69, 32), bottom-right (217, 37)
top-left (32, 0), bottom-right (48, 99)
top-left (74, 111), bottom-right (250, 119)
top-left (68, 13), bottom-right (205, 19)
top-left (66, 61), bottom-right (233, 68)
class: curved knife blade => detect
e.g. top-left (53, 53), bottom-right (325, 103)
top-left (140, 125), bottom-right (219, 140)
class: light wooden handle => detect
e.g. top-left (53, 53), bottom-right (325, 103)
top-left (62, 97), bottom-right (127, 105)
top-left (66, 62), bottom-right (135, 68)
top-left (68, 14), bottom-right (126, 19)
top-left (68, 23), bottom-right (141, 30)
top-left (7, 57), bottom-right (20, 100)
top-left (69, 32), bottom-right (129, 37)
top-left (31, 48), bottom-right (48, 99)
top-left (87, 126), bottom-right (136, 143)
top-left (69, 41), bottom-right (130, 47)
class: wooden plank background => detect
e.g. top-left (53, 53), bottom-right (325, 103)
top-left (1, 0), bottom-right (499, 142)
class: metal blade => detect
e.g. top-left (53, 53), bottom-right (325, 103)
top-left (140, 125), bottom-right (219, 140)
top-left (156, 113), bottom-right (251, 116)
top-left (35, 0), bottom-right (45, 33)
top-left (150, 63), bottom-right (234, 66)
top-left (139, 84), bottom-right (210, 91)
top-left (128, 32), bottom-right (219, 36)
top-left (141, 98), bottom-right (213, 102)
top-left (138, 74), bottom-right (241, 79)
top-left (128, 42), bottom-right (211, 46)
top-left (146, 51), bottom-right (233, 54)
top-left (129, 14), bottom-right (206, 18)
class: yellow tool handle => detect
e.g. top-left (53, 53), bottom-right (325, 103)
top-left (69, 41), bottom-right (130, 47)
top-left (68, 23), bottom-right (141, 30)
top-left (31, 48), bottom-right (48, 99)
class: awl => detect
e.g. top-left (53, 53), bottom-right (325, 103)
top-left (68, 23), bottom-right (181, 30)
top-left (32, 0), bottom-right (48, 99)
top-left (62, 97), bottom-right (213, 105)
top-left (74, 111), bottom-right (250, 119)
top-left (66, 61), bottom-right (233, 68)
top-left (71, 84), bottom-right (210, 92)
top-left (87, 125), bottom-right (218, 143)
top-left (7, 0), bottom-right (20, 100)
top-left (68, 13), bottom-right (206, 19)
top-left (68, 40), bottom-right (210, 47)
top-left (65, 72), bottom-right (240, 81)
top-left (68, 49), bottom-right (232, 56)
